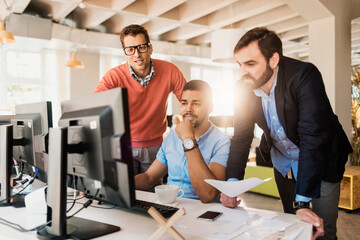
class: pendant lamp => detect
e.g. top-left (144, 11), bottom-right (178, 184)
top-left (0, 21), bottom-right (14, 43)
top-left (66, 52), bottom-right (84, 68)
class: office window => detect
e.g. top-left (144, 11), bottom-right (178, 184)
top-left (191, 66), bottom-right (235, 116)
top-left (111, 56), bottom-right (126, 68)
top-left (0, 50), bottom-right (56, 113)
top-left (7, 84), bottom-right (42, 108)
top-left (6, 51), bottom-right (41, 79)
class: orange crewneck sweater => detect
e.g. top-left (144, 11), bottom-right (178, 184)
top-left (94, 59), bottom-right (186, 148)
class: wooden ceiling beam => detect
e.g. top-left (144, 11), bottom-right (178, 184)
top-left (233, 5), bottom-right (299, 30)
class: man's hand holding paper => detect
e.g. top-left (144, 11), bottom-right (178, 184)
top-left (220, 193), bottom-right (241, 208)
top-left (204, 177), bottom-right (272, 208)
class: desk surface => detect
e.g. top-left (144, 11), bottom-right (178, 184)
top-left (0, 190), bottom-right (311, 240)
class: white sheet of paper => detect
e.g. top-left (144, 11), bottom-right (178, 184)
top-left (174, 205), bottom-right (261, 240)
top-left (205, 177), bottom-right (272, 197)
top-left (243, 218), bottom-right (293, 239)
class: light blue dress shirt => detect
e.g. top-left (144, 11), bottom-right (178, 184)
top-left (157, 123), bottom-right (230, 199)
top-left (253, 68), bottom-right (311, 202)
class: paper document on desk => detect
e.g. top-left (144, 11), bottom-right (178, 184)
top-left (205, 177), bottom-right (272, 197)
top-left (174, 205), bottom-right (260, 240)
top-left (245, 220), bottom-right (307, 240)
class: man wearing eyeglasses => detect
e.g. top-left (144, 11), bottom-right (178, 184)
top-left (94, 24), bottom-right (187, 175)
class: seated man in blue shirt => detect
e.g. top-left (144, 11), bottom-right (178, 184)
top-left (135, 80), bottom-right (230, 203)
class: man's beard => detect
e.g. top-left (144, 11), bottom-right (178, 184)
top-left (242, 63), bottom-right (273, 89)
top-left (183, 113), bottom-right (200, 128)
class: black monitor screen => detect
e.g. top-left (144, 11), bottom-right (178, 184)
top-left (59, 87), bottom-right (135, 208)
top-left (11, 101), bottom-right (53, 183)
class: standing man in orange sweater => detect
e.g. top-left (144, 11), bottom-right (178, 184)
top-left (94, 24), bottom-right (187, 174)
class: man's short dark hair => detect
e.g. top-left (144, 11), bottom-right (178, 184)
top-left (233, 27), bottom-right (283, 62)
top-left (120, 24), bottom-right (150, 48)
top-left (182, 80), bottom-right (213, 103)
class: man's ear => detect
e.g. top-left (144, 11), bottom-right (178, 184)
top-left (270, 52), bottom-right (280, 69)
top-left (208, 102), bottom-right (214, 114)
top-left (149, 43), bottom-right (153, 55)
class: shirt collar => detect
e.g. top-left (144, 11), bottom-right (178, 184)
top-left (197, 122), bottom-right (215, 143)
top-left (128, 59), bottom-right (155, 80)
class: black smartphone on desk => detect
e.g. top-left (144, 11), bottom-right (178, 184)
top-left (197, 211), bottom-right (223, 221)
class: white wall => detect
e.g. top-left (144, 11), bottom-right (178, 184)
top-left (309, 2), bottom-right (352, 140)
top-left (171, 61), bottom-right (191, 114)
top-left (69, 51), bottom-right (100, 99)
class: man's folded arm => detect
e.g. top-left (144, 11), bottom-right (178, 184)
top-left (135, 158), bottom-right (168, 190)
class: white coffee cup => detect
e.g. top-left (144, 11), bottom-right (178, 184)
top-left (155, 185), bottom-right (184, 204)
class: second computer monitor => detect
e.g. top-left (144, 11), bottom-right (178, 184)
top-left (11, 101), bottom-right (53, 183)
top-left (59, 87), bottom-right (135, 208)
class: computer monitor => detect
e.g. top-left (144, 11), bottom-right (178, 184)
top-left (39, 87), bottom-right (134, 239)
top-left (11, 101), bottom-right (53, 183)
top-left (59, 87), bottom-right (135, 208)
top-left (0, 102), bottom-right (52, 207)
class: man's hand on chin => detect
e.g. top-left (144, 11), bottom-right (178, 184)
top-left (175, 118), bottom-right (195, 141)
top-left (296, 208), bottom-right (324, 240)
top-left (220, 193), bottom-right (241, 208)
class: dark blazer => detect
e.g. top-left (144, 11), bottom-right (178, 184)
top-left (227, 56), bottom-right (352, 198)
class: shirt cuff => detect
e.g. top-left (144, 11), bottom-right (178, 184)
top-left (227, 178), bottom-right (239, 182)
top-left (295, 194), bottom-right (311, 202)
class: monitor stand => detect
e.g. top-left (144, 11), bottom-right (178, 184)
top-left (37, 127), bottom-right (120, 240)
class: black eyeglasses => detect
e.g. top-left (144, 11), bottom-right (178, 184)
top-left (123, 43), bottom-right (150, 56)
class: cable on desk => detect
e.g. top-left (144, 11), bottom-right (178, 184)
top-left (0, 173), bottom-right (37, 204)
top-left (68, 194), bottom-right (116, 209)
top-left (66, 176), bottom-right (78, 213)
top-left (12, 158), bottom-right (23, 181)
top-left (66, 189), bottom-right (100, 220)
top-left (0, 167), bottom-right (53, 232)
top-left (0, 183), bottom-right (102, 233)
top-left (0, 185), bottom-right (98, 233)
top-left (66, 195), bottom-right (86, 202)
top-left (0, 217), bottom-right (51, 232)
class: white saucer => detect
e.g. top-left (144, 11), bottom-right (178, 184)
top-left (155, 200), bottom-right (179, 207)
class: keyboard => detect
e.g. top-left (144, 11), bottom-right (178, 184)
top-left (132, 199), bottom-right (179, 218)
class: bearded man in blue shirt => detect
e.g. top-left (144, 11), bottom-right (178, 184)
top-left (221, 27), bottom-right (352, 240)
top-left (135, 80), bottom-right (230, 203)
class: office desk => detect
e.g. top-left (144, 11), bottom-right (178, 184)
top-left (0, 190), bottom-right (311, 240)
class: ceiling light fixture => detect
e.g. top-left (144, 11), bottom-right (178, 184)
top-left (0, 21), bottom-right (14, 43)
top-left (65, 10), bottom-right (84, 69)
top-left (0, 0), bottom-right (15, 44)
top-left (66, 52), bottom-right (84, 68)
